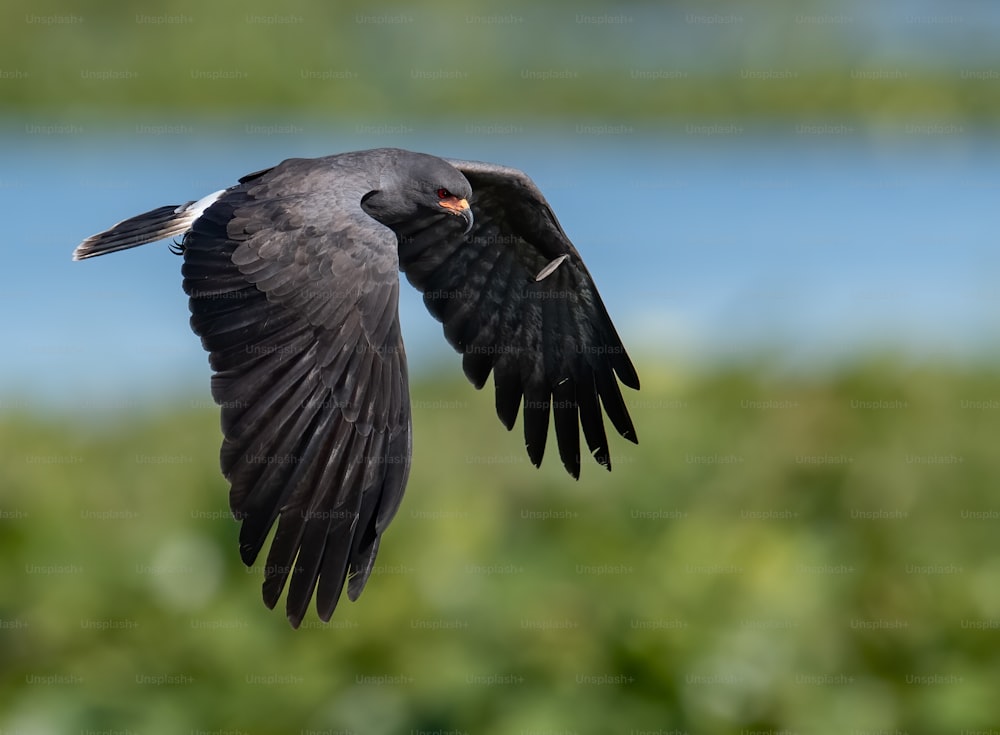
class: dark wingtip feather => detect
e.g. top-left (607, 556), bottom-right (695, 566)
top-left (587, 439), bottom-right (616, 471)
top-left (596, 369), bottom-right (637, 443)
top-left (462, 350), bottom-right (494, 390)
top-left (552, 382), bottom-right (581, 478)
top-left (615, 353), bottom-right (641, 391)
top-left (494, 368), bottom-right (523, 431)
top-left (239, 541), bottom-right (261, 566)
top-left (522, 390), bottom-right (550, 468)
top-left (346, 569), bottom-right (367, 602)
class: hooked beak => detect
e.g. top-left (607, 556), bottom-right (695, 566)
top-left (439, 196), bottom-right (474, 234)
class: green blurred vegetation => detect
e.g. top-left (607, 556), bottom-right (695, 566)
top-left (2, 0), bottom-right (997, 127)
top-left (3, 359), bottom-right (1000, 733)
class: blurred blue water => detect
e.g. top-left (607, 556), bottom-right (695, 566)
top-left (3, 126), bottom-right (998, 410)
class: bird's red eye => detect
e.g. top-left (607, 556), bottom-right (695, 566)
top-left (437, 188), bottom-right (451, 199)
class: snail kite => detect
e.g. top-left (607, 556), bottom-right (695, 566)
top-left (74, 148), bottom-right (640, 627)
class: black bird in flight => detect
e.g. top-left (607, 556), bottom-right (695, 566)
top-left (75, 148), bottom-right (639, 627)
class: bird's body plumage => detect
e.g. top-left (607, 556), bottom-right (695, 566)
top-left (74, 148), bottom-right (638, 627)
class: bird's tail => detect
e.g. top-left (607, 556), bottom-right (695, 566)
top-left (73, 189), bottom-right (226, 261)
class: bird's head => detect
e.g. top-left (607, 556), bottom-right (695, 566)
top-left (361, 150), bottom-right (474, 234)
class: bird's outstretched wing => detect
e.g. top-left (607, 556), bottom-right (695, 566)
top-left (396, 159), bottom-right (639, 478)
top-left (180, 161), bottom-right (411, 627)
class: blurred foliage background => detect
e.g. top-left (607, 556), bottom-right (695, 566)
top-left (3, 0), bottom-right (998, 128)
top-left (3, 0), bottom-right (1000, 733)
top-left (6, 364), bottom-right (1000, 734)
